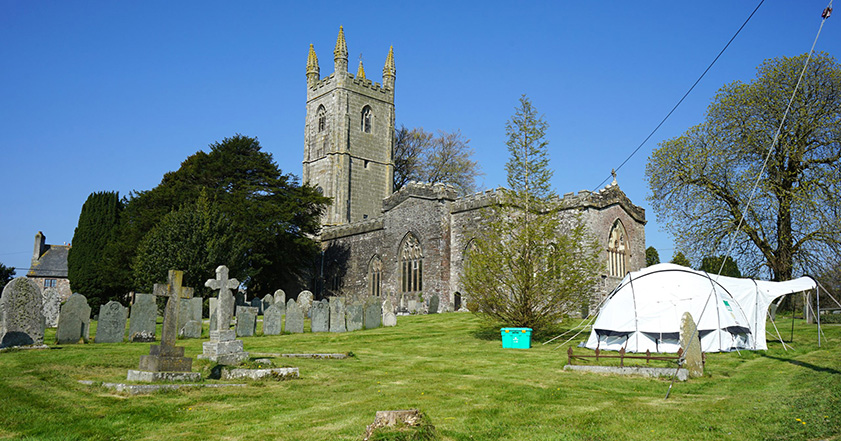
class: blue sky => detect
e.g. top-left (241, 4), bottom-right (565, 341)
top-left (1, 1), bottom-right (838, 276)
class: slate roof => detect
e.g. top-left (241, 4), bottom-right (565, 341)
top-left (27, 245), bottom-right (70, 278)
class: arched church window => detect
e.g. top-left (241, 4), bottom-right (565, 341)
top-left (400, 233), bottom-right (423, 293)
top-left (362, 106), bottom-right (373, 133)
top-left (608, 219), bottom-right (628, 277)
top-left (317, 105), bottom-right (326, 133)
top-left (369, 255), bottom-right (383, 297)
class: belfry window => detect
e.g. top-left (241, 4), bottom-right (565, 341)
top-left (400, 234), bottom-right (423, 293)
top-left (369, 255), bottom-right (382, 297)
top-left (362, 106), bottom-right (372, 133)
top-left (317, 105), bottom-right (326, 133)
top-left (608, 219), bottom-right (628, 277)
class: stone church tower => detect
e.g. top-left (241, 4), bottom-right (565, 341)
top-left (303, 27), bottom-right (396, 226)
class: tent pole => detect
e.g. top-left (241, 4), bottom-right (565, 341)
top-left (790, 304), bottom-right (795, 343)
top-left (817, 286), bottom-right (821, 348)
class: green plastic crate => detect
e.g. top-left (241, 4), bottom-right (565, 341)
top-left (501, 327), bottom-right (532, 349)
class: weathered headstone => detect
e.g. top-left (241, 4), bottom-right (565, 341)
top-left (236, 306), bottom-right (258, 337)
top-left (262, 294), bottom-right (274, 315)
top-left (285, 299), bottom-right (304, 333)
top-left (679, 311), bottom-right (704, 379)
top-left (41, 287), bottom-right (61, 328)
top-left (428, 294), bottom-right (439, 314)
top-left (235, 291), bottom-right (246, 307)
top-left (178, 297), bottom-right (203, 339)
top-left (0, 277), bottom-right (45, 348)
top-left (329, 297), bottom-right (346, 333)
top-left (263, 304), bottom-right (283, 335)
top-left (198, 266), bottom-right (248, 365)
top-left (128, 293), bottom-right (157, 342)
top-left (206, 265), bottom-right (238, 332)
top-left (297, 290), bottom-right (313, 318)
top-left (274, 289), bottom-right (286, 313)
top-left (250, 297), bottom-right (262, 314)
top-left (382, 298), bottom-right (397, 327)
top-left (364, 301), bottom-right (381, 329)
top-left (128, 270), bottom-right (199, 381)
top-left (346, 302), bottom-right (364, 332)
top-left (56, 293), bottom-right (91, 344)
top-left (96, 300), bottom-right (127, 343)
top-left (407, 299), bottom-right (418, 314)
top-left (311, 300), bottom-right (330, 333)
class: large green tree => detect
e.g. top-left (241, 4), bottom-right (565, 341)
top-left (645, 246), bottom-right (660, 267)
top-left (462, 95), bottom-right (600, 332)
top-left (671, 252), bottom-right (691, 267)
top-left (393, 126), bottom-right (482, 195)
top-left (118, 134), bottom-right (328, 295)
top-left (647, 53), bottom-right (841, 281)
top-left (698, 256), bottom-right (741, 278)
top-left (67, 191), bottom-right (125, 309)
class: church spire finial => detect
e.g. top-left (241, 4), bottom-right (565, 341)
top-left (356, 54), bottom-right (366, 80)
top-left (306, 44), bottom-right (320, 84)
top-left (382, 45), bottom-right (395, 89)
top-left (334, 26), bottom-right (348, 73)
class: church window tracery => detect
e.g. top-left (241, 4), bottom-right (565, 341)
top-left (369, 255), bottom-right (382, 297)
top-left (608, 219), bottom-right (628, 277)
top-left (400, 233), bottom-right (423, 293)
top-left (362, 106), bottom-right (372, 133)
top-left (317, 105), bottom-right (326, 133)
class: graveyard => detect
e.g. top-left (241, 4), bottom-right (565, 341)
top-left (0, 310), bottom-right (839, 440)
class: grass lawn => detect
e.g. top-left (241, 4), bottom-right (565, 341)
top-left (0, 313), bottom-right (839, 440)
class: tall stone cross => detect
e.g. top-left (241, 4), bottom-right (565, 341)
top-left (205, 265), bottom-right (239, 332)
top-left (153, 269), bottom-right (194, 348)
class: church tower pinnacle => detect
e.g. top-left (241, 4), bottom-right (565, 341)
top-left (334, 26), bottom-right (348, 73)
top-left (383, 46), bottom-right (395, 90)
top-left (356, 58), bottom-right (366, 80)
top-left (306, 44), bottom-right (320, 85)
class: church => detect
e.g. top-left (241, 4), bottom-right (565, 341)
top-left (303, 28), bottom-right (647, 313)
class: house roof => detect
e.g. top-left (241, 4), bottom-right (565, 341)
top-left (27, 245), bottom-right (70, 278)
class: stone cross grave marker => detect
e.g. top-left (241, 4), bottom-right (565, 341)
top-left (205, 265), bottom-right (239, 332)
top-left (129, 270), bottom-right (198, 380)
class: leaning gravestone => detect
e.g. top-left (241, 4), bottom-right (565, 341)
top-left (41, 287), bottom-right (61, 328)
top-left (128, 293), bottom-right (157, 342)
top-left (297, 290), bottom-right (314, 318)
top-left (236, 306), bottom-right (258, 337)
top-left (262, 294), bottom-right (274, 315)
top-left (56, 293), bottom-right (91, 344)
top-left (198, 265), bottom-right (248, 365)
top-left (346, 302), bottom-right (364, 332)
top-left (285, 299), bottom-right (304, 333)
top-left (382, 298), bottom-right (397, 327)
top-left (96, 301), bottom-right (127, 343)
top-left (0, 277), bottom-right (45, 348)
top-left (679, 311), bottom-right (704, 379)
top-left (311, 300), bottom-right (330, 333)
top-left (364, 300), bottom-right (382, 329)
top-left (263, 304), bottom-right (283, 335)
top-left (428, 294), bottom-right (440, 314)
top-left (329, 297), bottom-right (346, 333)
top-left (274, 289), bottom-right (286, 313)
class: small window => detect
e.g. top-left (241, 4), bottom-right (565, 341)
top-left (361, 106), bottom-right (372, 133)
top-left (317, 105), bottom-right (326, 133)
top-left (369, 256), bottom-right (383, 297)
top-left (608, 220), bottom-right (628, 277)
top-left (44, 279), bottom-right (56, 288)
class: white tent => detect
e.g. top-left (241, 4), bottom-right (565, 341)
top-left (584, 263), bottom-right (816, 353)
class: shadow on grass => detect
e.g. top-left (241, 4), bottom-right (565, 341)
top-left (761, 354), bottom-right (841, 375)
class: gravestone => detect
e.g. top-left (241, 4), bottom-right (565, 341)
top-left (235, 291), bottom-right (246, 307)
top-left (329, 297), bottom-right (346, 333)
top-left (236, 306), bottom-right (258, 337)
top-left (198, 265), bottom-right (248, 365)
top-left (41, 287), bottom-right (61, 328)
top-left (297, 290), bottom-right (313, 318)
top-left (96, 301), bottom-right (127, 343)
top-left (205, 265), bottom-right (238, 332)
top-left (364, 301), bottom-right (381, 329)
top-left (346, 302), bottom-right (364, 332)
top-left (250, 297), bottom-right (262, 314)
top-left (128, 270), bottom-right (200, 381)
top-left (263, 304), bottom-right (283, 335)
top-left (285, 299), bottom-right (304, 333)
top-left (407, 299), bottom-right (418, 314)
top-left (382, 298), bottom-right (397, 327)
top-left (0, 277), bottom-right (45, 348)
top-left (262, 294), bottom-right (274, 315)
top-left (679, 311), bottom-right (704, 378)
top-left (178, 297), bottom-right (203, 339)
top-left (428, 294), bottom-right (439, 314)
top-left (56, 293), bottom-right (91, 344)
top-left (128, 293), bottom-right (157, 342)
top-left (274, 289), bottom-right (286, 313)
top-left (311, 300), bottom-right (329, 333)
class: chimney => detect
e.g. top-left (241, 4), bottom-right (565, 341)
top-left (32, 231), bottom-right (46, 266)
